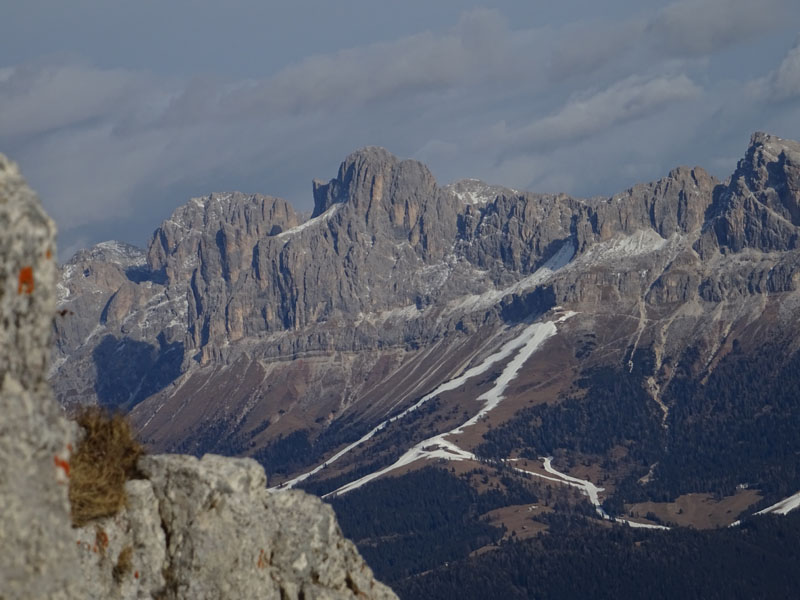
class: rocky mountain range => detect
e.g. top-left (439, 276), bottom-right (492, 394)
top-left (52, 132), bottom-right (800, 526)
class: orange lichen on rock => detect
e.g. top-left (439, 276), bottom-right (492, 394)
top-left (54, 455), bottom-right (71, 478)
top-left (96, 528), bottom-right (109, 550)
top-left (17, 266), bottom-right (34, 294)
top-left (46, 248), bottom-right (52, 259)
top-left (257, 548), bottom-right (268, 569)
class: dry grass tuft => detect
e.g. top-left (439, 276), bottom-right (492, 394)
top-left (113, 545), bottom-right (134, 583)
top-left (69, 407), bottom-right (144, 527)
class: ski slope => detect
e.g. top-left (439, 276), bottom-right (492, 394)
top-left (756, 490), bottom-right (800, 516)
top-left (323, 315), bottom-right (571, 496)
top-left (275, 313), bottom-right (572, 493)
top-left (530, 456), bottom-right (668, 529)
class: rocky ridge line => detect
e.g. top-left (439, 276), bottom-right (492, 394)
top-left (50, 133), bottom-right (800, 468)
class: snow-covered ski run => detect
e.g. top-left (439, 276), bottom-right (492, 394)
top-left (275, 313), bottom-right (572, 492)
top-left (755, 490), bottom-right (800, 516)
top-left (508, 457), bottom-right (668, 529)
top-left (323, 315), bottom-right (577, 496)
top-left (272, 309), bottom-right (668, 529)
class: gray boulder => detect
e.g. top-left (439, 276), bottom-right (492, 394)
top-left (75, 454), bottom-right (396, 599)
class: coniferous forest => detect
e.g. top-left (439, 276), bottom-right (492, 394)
top-left (394, 511), bottom-right (800, 600)
top-left (329, 467), bottom-right (800, 600)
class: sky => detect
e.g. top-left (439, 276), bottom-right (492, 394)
top-left (2, 1), bottom-right (800, 258)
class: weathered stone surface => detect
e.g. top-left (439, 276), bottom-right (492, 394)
top-left (0, 153), bottom-right (84, 599)
top-left (74, 478), bottom-right (167, 598)
top-left (699, 132), bottom-right (800, 255)
top-left (75, 454), bottom-right (397, 599)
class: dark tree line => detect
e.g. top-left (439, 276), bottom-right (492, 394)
top-left (476, 341), bottom-right (800, 509)
top-left (476, 354), bottom-right (664, 465)
top-left (328, 466), bottom-right (539, 583)
top-left (649, 340), bottom-right (800, 503)
top-left (395, 511), bottom-right (800, 600)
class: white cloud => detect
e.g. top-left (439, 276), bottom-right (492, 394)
top-left (0, 62), bottom-right (157, 139)
top-left (502, 74), bottom-right (701, 153)
top-left (746, 37), bottom-right (800, 103)
top-left (770, 39), bottom-right (800, 100)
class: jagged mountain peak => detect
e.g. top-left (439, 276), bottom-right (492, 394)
top-left (146, 191), bottom-right (301, 282)
top-left (737, 132), bottom-right (800, 193)
top-left (749, 131), bottom-right (800, 153)
top-left (697, 131), bottom-right (800, 255)
top-left (737, 131), bottom-right (799, 180)
top-left (664, 164), bottom-right (713, 184)
top-left (153, 190), bottom-right (299, 236)
top-left (312, 146), bottom-right (441, 218)
top-left (67, 240), bottom-right (146, 269)
top-left (339, 145), bottom-right (397, 168)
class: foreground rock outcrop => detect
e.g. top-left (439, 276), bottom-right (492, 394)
top-left (0, 154), bottom-right (397, 599)
top-left (76, 454), bottom-right (396, 599)
top-left (0, 155), bottom-right (84, 598)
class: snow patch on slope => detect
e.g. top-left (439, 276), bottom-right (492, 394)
top-left (450, 239), bottom-right (575, 314)
top-left (570, 229), bottom-right (671, 270)
top-left (445, 179), bottom-right (519, 205)
top-left (321, 314), bottom-right (574, 496)
top-left (276, 203), bottom-right (342, 240)
top-left (756, 490), bottom-right (800, 516)
top-left (509, 457), bottom-right (668, 529)
top-left (542, 456), bottom-right (606, 514)
top-left (277, 314), bottom-right (571, 492)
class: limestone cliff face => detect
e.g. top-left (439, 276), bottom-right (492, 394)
top-left (50, 134), bottom-right (800, 466)
top-left (53, 147), bottom-right (719, 370)
top-left (163, 148), bottom-right (463, 357)
top-left (699, 132), bottom-right (800, 255)
top-left (0, 154), bottom-right (397, 600)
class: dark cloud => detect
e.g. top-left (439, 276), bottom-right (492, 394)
top-left (547, 20), bottom-right (643, 82)
top-left (646, 0), bottom-right (794, 57)
top-left (0, 62), bottom-right (155, 139)
top-left (195, 9), bottom-right (527, 120)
